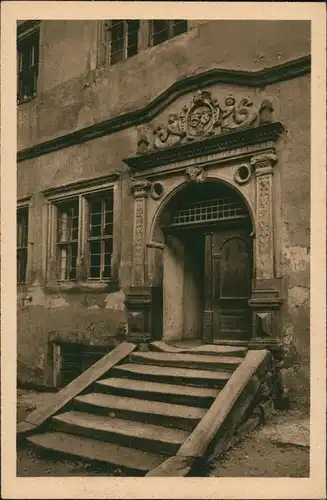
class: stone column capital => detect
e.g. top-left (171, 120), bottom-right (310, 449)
top-left (131, 180), bottom-right (151, 198)
top-left (251, 152), bottom-right (278, 175)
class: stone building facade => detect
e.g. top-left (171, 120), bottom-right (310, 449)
top-left (17, 20), bottom-right (310, 407)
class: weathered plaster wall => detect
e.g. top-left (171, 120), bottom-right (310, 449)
top-left (276, 75), bottom-right (310, 408)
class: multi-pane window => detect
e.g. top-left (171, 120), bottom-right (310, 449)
top-left (17, 28), bottom-right (40, 103)
top-left (105, 20), bottom-right (140, 66)
top-left (151, 20), bottom-right (187, 46)
top-left (88, 193), bottom-right (113, 280)
top-left (56, 200), bottom-right (79, 281)
top-left (17, 207), bottom-right (29, 283)
top-left (53, 191), bottom-right (114, 282)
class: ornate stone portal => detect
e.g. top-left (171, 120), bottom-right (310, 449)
top-left (126, 88), bottom-right (283, 355)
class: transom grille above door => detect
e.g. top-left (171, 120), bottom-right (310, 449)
top-left (171, 197), bottom-right (248, 227)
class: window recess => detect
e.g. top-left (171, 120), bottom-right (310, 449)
top-left (17, 22), bottom-right (40, 104)
top-left (44, 177), bottom-right (119, 289)
top-left (151, 20), bottom-right (187, 46)
top-left (17, 206), bottom-right (29, 283)
top-left (104, 20), bottom-right (140, 66)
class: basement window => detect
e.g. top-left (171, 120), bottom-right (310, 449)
top-left (151, 20), bottom-right (188, 46)
top-left (17, 207), bottom-right (29, 283)
top-left (56, 343), bottom-right (110, 387)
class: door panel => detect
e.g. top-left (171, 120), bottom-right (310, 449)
top-left (204, 229), bottom-right (252, 342)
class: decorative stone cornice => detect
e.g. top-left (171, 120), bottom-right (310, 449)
top-left (42, 172), bottom-right (120, 197)
top-left (130, 179), bottom-right (151, 198)
top-left (17, 56), bottom-right (309, 163)
top-left (125, 122), bottom-right (284, 173)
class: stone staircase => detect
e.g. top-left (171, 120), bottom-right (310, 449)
top-left (23, 342), bottom-right (250, 475)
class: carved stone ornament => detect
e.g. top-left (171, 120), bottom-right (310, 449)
top-left (135, 90), bottom-right (274, 154)
top-left (136, 126), bottom-right (150, 155)
top-left (131, 179), bottom-right (151, 198)
top-left (185, 166), bottom-right (204, 183)
top-left (250, 152), bottom-right (277, 171)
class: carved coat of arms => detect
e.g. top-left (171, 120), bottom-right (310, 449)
top-left (136, 90), bottom-right (274, 154)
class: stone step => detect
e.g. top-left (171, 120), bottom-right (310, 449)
top-left (95, 377), bottom-right (219, 408)
top-left (73, 392), bottom-right (206, 431)
top-left (129, 351), bottom-right (243, 372)
top-left (150, 341), bottom-right (247, 357)
top-left (26, 431), bottom-right (166, 474)
top-left (51, 410), bottom-right (189, 455)
top-left (113, 363), bottom-right (231, 388)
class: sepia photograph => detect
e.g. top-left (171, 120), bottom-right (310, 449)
top-left (1, 2), bottom-right (326, 499)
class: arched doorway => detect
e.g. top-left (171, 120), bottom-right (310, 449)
top-left (153, 180), bottom-right (254, 344)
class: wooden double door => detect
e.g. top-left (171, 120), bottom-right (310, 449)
top-left (203, 227), bottom-right (253, 342)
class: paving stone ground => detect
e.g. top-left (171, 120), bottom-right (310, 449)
top-left (16, 389), bottom-right (309, 477)
top-left (207, 409), bottom-right (309, 477)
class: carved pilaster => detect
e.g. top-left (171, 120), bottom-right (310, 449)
top-left (251, 153), bottom-right (277, 279)
top-left (131, 180), bottom-right (151, 286)
top-left (249, 153), bottom-right (283, 344)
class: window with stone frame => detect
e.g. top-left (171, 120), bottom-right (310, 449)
top-left (104, 20), bottom-right (140, 66)
top-left (17, 206), bottom-right (29, 283)
top-left (17, 21), bottom-right (40, 104)
top-left (150, 20), bottom-right (188, 46)
top-left (45, 178), bottom-right (118, 287)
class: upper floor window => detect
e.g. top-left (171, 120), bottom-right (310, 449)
top-left (151, 20), bottom-right (188, 46)
top-left (17, 21), bottom-right (40, 104)
top-left (104, 20), bottom-right (140, 66)
top-left (17, 207), bottom-right (29, 283)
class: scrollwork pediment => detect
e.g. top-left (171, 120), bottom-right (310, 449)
top-left (136, 90), bottom-right (274, 155)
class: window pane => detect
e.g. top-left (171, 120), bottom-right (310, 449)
top-left (103, 239), bottom-right (112, 278)
top-left (69, 243), bottom-right (78, 280)
top-left (172, 20), bottom-right (188, 37)
top-left (89, 199), bottom-right (102, 214)
top-left (153, 20), bottom-right (169, 34)
top-left (17, 207), bottom-right (28, 282)
top-left (109, 20), bottom-right (125, 66)
top-left (17, 248), bottom-right (28, 283)
top-left (152, 20), bottom-right (169, 46)
top-left (57, 200), bottom-right (79, 242)
top-left (58, 246), bottom-right (68, 280)
top-left (17, 31), bottom-right (40, 101)
top-left (89, 240), bottom-right (101, 279)
top-left (89, 199), bottom-right (103, 238)
top-left (127, 20), bottom-right (140, 33)
top-left (110, 20), bottom-right (124, 39)
top-left (87, 192), bottom-right (114, 281)
top-left (17, 208), bottom-right (28, 248)
top-left (127, 21), bottom-right (139, 58)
